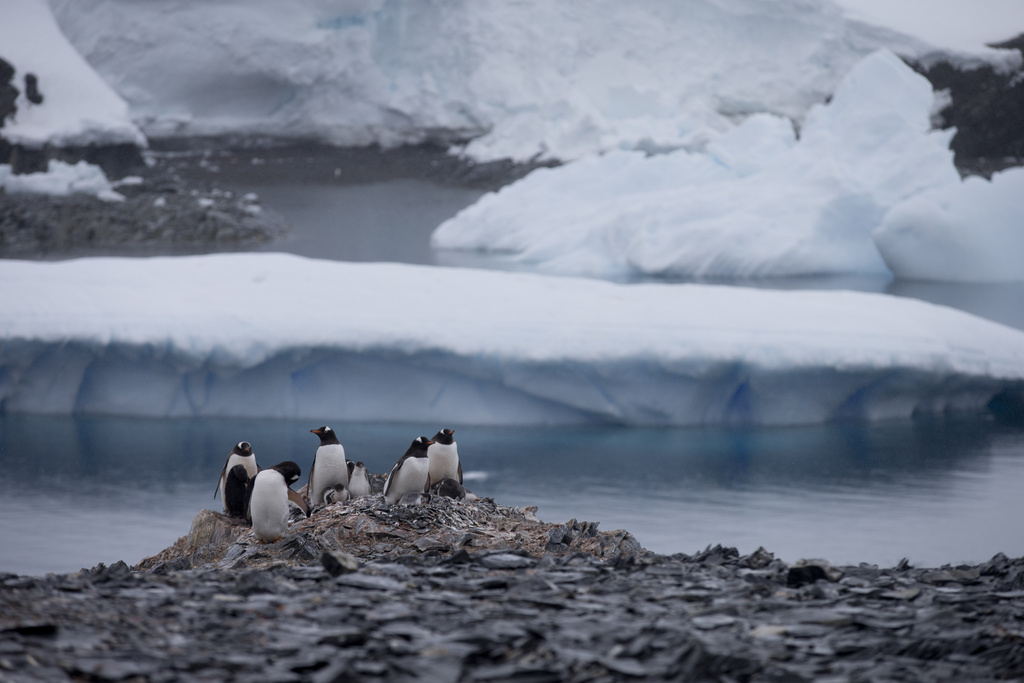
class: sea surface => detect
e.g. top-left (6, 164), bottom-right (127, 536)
top-left (2, 152), bottom-right (1023, 576)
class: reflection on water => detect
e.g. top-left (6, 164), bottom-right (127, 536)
top-left (246, 180), bottom-right (485, 265)
top-left (1, 414), bottom-right (1022, 575)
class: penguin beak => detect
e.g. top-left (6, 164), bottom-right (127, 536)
top-left (310, 428), bottom-right (320, 434)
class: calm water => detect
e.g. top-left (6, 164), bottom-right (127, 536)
top-left (1, 414), bottom-right (1023, 576)
top-left (2, 154), bottom-right (1023, 575)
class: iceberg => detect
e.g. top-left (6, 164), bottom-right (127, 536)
top-left (432, 50), bottom-right (964, 280)
top-left (874, 167), bottom-right (1024, 282)
top-left (0, 159), bottom-right (125, 201)
top-left (1, 253), bottom-right (1022, 426)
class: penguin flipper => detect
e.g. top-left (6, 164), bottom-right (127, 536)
top-left (457, 461), bottom-right (463, 485)
top-left (288, 488), bottom-right (310, 518)
top-left (307, 458), bottom-right (316, 498)
top-left (383, 459), bottom-right (402, 498)
top-left (424, 472), bottom-right (431, 494)
top-left (214, 463), bottom-right (227, 499)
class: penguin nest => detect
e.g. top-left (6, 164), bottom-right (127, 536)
top-left (300, 494), bottom-right (547, 559)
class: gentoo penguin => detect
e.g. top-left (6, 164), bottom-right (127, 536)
top-left (214, 441), bottom-right (258, 514)
top-left (322, 485), bottom-right (349, 506)
top-left (427, 428), bottom-right (462, 484)
top-left (347, 461), bottom-right (372, 498)
top-left (223, 464), bottom-right (253, 518)
top-left (430, 477), bottom-right (466, 501)
top-left (249, 461), bottom-right (307, 543)
top-left (308, 426), bottom-right (349, 508)
top-left (383, 437), bottom-right (433, 505)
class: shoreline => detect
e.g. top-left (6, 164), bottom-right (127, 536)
top-left (2, 503), bottom-right (1023, 681)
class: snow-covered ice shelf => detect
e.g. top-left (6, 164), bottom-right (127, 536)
top-left (2, 253), bottom-right (1022, 426)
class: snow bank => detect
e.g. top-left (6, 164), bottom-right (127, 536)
top-left (874, 167), bottom-right (1024, 282)
top-left (0, 160), bottom-right (124, 201)
top-left (46, 0), bottom-right (962, 163)
top-left (0, 0), bottom-right (144, 149)
top-left (433, 50), bottom-right (964, 280)
top-left (1, 253), bottom-right (1022, 426)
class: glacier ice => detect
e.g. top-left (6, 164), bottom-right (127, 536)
top-left (45, 0), bottom-right (957, 163)
top-left (1, 253), bottom-right (1022, 426)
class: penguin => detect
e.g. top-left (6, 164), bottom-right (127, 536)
top-left (223, 464), bottom-right (253, 518)
top-left (214, 441), bottom-right (258, 514)
top-left (383, 437), bottom-right (433, 505)
top-left (427, 428), bottom-right (462, 485)
top-left (322, 485), bottom-right (350, 506)
top-left (308, 426), bottom-right (349, 509)
top-left (347, 461), bottom-right (372, 498)
top-left (249, 461), bottom-right (307, 543)
top-left (430, 477), bottom-right (467, 501)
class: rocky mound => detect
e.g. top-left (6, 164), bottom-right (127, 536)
top-left (138, 494), bottom-right (643, 573)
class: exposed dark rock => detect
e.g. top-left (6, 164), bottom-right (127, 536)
top-left (0, 169), bottom-right (288, 257)
top-left (23, 73), bottom-right (42, 106)
top-left (0, 57), bottom-right (17, 129)
top-left (911, 35), bottom-right (1024, 176)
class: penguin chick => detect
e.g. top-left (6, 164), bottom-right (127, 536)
top-left (383, 437), bottom-right (433, 505)
top-left (428, 428), bottom-right (462, 485)
top-left (224, 464), bottom-right (253, 518)
top-left (308, 426), bottom-right (349, 511)
top-left (430, 477), bottom-right (466, 501)
top-left (398, 491), bottom-right (431, 506)
top-left (215, 441), bottom-right (258, 514)
top-left (347, 461), bottom-right (372, 498)
top-left (249, 461), bottom-right (304, 543)
top-left (321, 484), bottom-right (350, 507)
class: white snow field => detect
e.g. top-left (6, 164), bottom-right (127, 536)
top-left (433, 50), bottom-right (1024, 283)
top-left (1, 254), bottom-right (1022, 426)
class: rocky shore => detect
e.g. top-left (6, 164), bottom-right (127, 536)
top-left (3, 491), bottom-right (1024, 682)
top-left (0, 141), bottom-right (552, 259)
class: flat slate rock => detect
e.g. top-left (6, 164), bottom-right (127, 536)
top-left (4, 538), bottom-right (1024, 681)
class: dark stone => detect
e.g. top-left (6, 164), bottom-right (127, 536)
top-left (787, 565), bottom-right (829, 587)
top-left (23, 73), bottom-right (42, 105)
top-left (321, 550), bottom-right (360, 577)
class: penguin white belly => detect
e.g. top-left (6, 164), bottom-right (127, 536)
top-left (310, 444), bottom-right (348, 506)
top-left (250, 470), bottom-right (290, 542)
top-left (384, 457), bottom-right (430, 505)
top-left (348, 467), bottom-right (372, 498)
top-left (428, 443), bottom-right (460, 483)
top-left (221, 454), bottom-right (258, 510)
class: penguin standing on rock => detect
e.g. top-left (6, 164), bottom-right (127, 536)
top-left (223, 465), bottom-right (253, 518)
top-left (249, 461), bottom-right (308, 543)
top-left (427, 428), bottom-right (462, 484)
top-left (214, 441), bottom-right (258, 514)
top-left (383, 437), bottom-right (433, 505)
top-left (308, 426), bottom-right (349, 508)
top-left (347, 461), bottom-right (372, 498)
